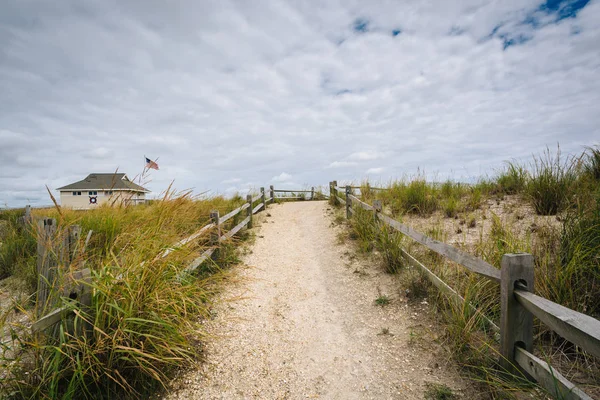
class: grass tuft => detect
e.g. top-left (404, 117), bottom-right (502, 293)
top-left (527, 145), bottom-right (576, 215)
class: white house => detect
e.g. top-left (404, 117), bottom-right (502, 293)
top-left (57, 173), bottom-right (149, 210)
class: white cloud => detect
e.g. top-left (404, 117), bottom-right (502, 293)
top-left (221, 178), bottom-right (242, 184)
top-left (271, 172), bottom-right (292, 182)
top-left (366, 167), bottom-right (384, 174)
top-left (0, 0), bottom-right (599, 206)
top-left (348, 151), bottom-right (383, 161)
top-left (327, 161), bottom-right (358, 168)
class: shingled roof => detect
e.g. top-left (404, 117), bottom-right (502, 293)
top-left (57, 173), bottom-right (149, 192)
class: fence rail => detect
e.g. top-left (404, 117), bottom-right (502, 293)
top-left (332, 182), bottom-right (600, 400)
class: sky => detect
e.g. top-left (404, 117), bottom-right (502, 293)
top-left (1, 0), bottom-right (599, 207)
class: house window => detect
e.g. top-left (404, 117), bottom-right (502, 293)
top-left (72, 191), bottom-right (81, 196)
top-left (105, 191), bottom-right (113, 196)
top-left (89, 191), bottom-right (97, 195)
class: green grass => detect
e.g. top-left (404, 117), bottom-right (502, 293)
top-left (496, 161), bottom-right (528, 195)
top-left (0, 210), bottom-right (36, 284)
top-left (374, 294), bottom-right (390, 306)
top-left (582, 145), bottom-right (600, 181)
top-left (527, 145), bottom-right (577, 215)
top-left (375, 223), bottom-right (405, 273)
top-left (424, 382), bottom-right (457, 400)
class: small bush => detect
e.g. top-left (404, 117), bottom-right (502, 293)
top-left (527, 146), bottom-right (576, 215)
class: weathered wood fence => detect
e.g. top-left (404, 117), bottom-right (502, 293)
top-left (330, 182), bottom-right (600, 400)
top-left (28, 186), bottom-right (325, 334)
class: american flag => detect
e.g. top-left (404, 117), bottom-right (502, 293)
top-left (145, 157), bottom-right (159, 170)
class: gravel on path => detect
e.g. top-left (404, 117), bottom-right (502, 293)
top-left (164, 201), bottom-right (478, 399)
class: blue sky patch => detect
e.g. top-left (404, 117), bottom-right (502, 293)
top-left (487, 0), bottom-right (590, 50)
top-left (353, 19), bottom-right (369, 33)
top-left (392, 29), bottom-right (401, 36)
top-left (539, 0), bottom-right (590, 20)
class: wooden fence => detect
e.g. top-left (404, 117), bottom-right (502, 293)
top-left (27, 186), bottom-right (324, 334)
top-left (330, 183), bottom-right (600, 400)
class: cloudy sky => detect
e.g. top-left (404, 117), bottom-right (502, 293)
top-left (1, 0), bottom-right (599, 206)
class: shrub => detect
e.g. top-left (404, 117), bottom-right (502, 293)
top-left (527, 146), bottom-right (576, 215)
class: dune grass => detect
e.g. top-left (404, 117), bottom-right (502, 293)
top-left (0, 191), bottom-right (249, 399)
top-left (341, 144), bottom-right (600, 397)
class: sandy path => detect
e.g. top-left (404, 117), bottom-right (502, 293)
top-left (164, 201), bottom-right (475, 399)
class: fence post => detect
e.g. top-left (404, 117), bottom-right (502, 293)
top-left (68, 225), bottom-right (81, 262)
top-left (246, 194), bottom-right (253, 229)
top-left (345, 185), bottom-right (351, 219)
top-left (373, 200), bottom-right (382, 224)
top-left (332, 180), bottom-right (338, 206)
top-left (36, 218), bottom-right (57, 316)
top-left (261, 187), bottom-right (266, 210)
top-left (500, 253), bottom-right (534, 373)
top-left (311, 187), bottom-right (314, 201)
top-left (210, 210), bottom-right (220, 259)
top-left (328, 182), bottom-right (333, 205)
top-left (270, 185), bottom-right (274, 203)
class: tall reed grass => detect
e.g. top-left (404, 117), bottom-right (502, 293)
top-left (1, 191), bottom-right (248, 399)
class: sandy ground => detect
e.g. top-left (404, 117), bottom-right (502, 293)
top-left (164, 201), bottom-right (478, 400)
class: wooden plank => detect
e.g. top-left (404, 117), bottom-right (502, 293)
top-left (32, 306), bottom-right (70, 333)
top-left (83, 230), bottom-right (93, 252)
top-left (377, 212), bottom-right (501, 282)
top-left (221, 216), bottom-right (250, 241)
top-left (273, 190), bottom-right (313, 193)
top-left (252, 194), bottom-right (262, 203)
top-left (220, 203), bottom-right (250, 225)
top-left (348, 194), bottom-right (374, 211)
top-left (276, 196), bottom-right (304, 200)
top-left (514, 347), bottom-right (593, 400)
top-left (514, 289), bottom-right (600, 359)
top-left (336, 196), bottom-right (345, 205)
top-left (401, 248), bottom-right (500, 336)
top-left (181, 248), bottom-right (216, 274)
top-left (161, 223), bottom-right (215, 258)
top-left (252, 203), bottom-right (264, 214)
